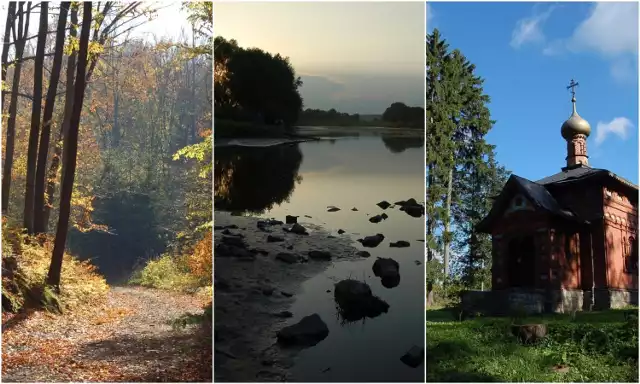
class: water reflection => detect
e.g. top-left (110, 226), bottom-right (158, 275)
top-left (214, 144), bottom-right (303, 214)
top-left (215, 132), bottom-right (425, 382)
top-left (380, 134), bottom-right (424, 154)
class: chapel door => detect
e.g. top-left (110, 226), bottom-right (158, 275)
top-left (507, 236), bottom-right (536, 288)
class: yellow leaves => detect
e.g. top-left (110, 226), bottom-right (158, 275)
top-left (186, 232), bottom-right (212, 285)
top-left (64, 36), bottom-right (79, 55)
top-left (91, 307), bottom-right (132, 325)
top-left (87, 41), bottom-right (105, 57)
top-left (64, 37), bottom-right (103, 57)
top-left (1, 226), bottom-right (109, 314)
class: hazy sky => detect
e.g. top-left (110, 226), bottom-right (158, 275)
top-left (0, 2), bottom-right (192, 49)
top-left (214, 1), bottom-right (425, 115)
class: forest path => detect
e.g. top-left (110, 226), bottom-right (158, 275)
top-left (2, 286), bottom-right (211, 382)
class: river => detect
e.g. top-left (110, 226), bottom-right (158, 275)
top-left (214, 126), bottom-right (425, 382)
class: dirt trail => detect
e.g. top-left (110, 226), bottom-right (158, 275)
top-left (2, 286), bottom-right (211, 383)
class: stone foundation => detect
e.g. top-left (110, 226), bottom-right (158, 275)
top-left (593, 288), bottom-right (638, 310)
top-left (461, 288), bottom-right (637, 316)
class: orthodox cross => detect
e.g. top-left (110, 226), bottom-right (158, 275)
top-left (567, 79), bottom-right (579, 99)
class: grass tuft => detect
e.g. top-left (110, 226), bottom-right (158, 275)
top-left (426, 308), bottom-right (638, 382)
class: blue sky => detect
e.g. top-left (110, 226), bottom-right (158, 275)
top-left (427, 1), bottom-right (638, 184)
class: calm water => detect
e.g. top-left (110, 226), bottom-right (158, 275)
top-left (215, 128), bottom-right (425, 382)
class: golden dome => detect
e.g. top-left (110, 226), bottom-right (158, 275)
top-left (561, 97), bottom-right (591, 140)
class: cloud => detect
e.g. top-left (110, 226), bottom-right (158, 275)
top-left (510, 6), bottom-right (556, 48)
top-left (518, 3), bottom-right (638, 83)
top-left (567, 3), bottom-right (638, 56)
top-left (595, 117), bottom-right (634, 145)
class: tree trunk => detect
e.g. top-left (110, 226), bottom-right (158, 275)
top-left (47, 2), bottom-right (92, 290)
top-left (23, 1), bottom-right (48, 233)
top-left (426, 166), bottom-right (435, 307)
top-left (34, 2), bottom-right (69, 234)
top-left (1, 2), bottom-right (16, 113)
top-left (190, 23), bottom-right (197, 144)
top-left (443, 167), bottom-right (453, 278)
top-left (2, 2), bottom-right (31, 214)
top-left (42, 4), bottom-right (76, 230)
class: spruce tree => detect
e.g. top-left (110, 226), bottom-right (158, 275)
top-left (427, 29), bottom-right (510, 301)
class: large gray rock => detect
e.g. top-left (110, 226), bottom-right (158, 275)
top-left (373, 257), bottom-right (399, 278)
top-left (308, 250), bottom-right (332, 261)
top-left (358, 234), bottom-right (385, 248)
top-left (277, 314), bottom-right (329, 347)
top-left (288, 223), bottom-right (309, 235)
top-left (390, 240), bottom-right (410, 248)
top-left (372, 257), bottom-right (401, 288)
top-left (334, 279), bottom-right (389, 322)
top-left (400, 345), bottom-right (424, 368)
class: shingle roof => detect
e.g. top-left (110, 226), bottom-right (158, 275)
top-left (537, 165), bottom-right (638, 190)
top-left (512, 175), bottom-right (576, 219)
top-left (536, 165), bottom-right (602, 185)
top-left (476, 174), bottom-right (582, 233)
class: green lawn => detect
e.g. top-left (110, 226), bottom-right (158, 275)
top-left (426, 308), bottom-right (638, 382)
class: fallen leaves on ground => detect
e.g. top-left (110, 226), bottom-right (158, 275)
top-left (2, 286), bottom-right (211, 382)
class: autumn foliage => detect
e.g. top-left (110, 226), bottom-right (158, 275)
top-left (187, 231), bottom-right (212, 284)
top-left (1, 219), bottom-right (108, 313)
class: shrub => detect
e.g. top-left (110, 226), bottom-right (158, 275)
top-left (186, 231), bottom-right (212, 285)
top-left (130, 254), bottom-right (200, 292)
top-left (1, 221), bottom-right (108, 313)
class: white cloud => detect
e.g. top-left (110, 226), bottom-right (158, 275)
top-left (519, 3), bottom-right (638, 83)
top-left (567, 3), bottom-right (638, 56)
top-left (510, 6), bottom-right (555, 48)
top-left (595, 117), bottom-right (634, 145)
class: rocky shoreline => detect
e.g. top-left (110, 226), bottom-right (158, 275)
top-left (213, 197), bottom-right (426, 381)
top-left (213, 212), bottom-right (365, 382)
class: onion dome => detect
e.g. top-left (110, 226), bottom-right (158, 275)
top-left (561, 97), bottom-right (591, 140)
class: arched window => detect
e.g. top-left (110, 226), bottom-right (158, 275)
top-left (624, 236), bottom-right (637, 274)
top-left (632, 237), bottom-right (638, 273)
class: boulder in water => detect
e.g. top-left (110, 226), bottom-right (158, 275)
top-left (334, 279), bottom-right (389, 322)
top-left (377, 200), bottom-right (391, 209)
top-left (372, 257), bottom-right (401, 288)
top-left (400, 346), bottom-right (424, 368)
top-left (369, 215), bottom-right (384, 223)
top-left (358, 234), bottom-right (385, 248)
top-left (277, 314), bottom-right (329, 347)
